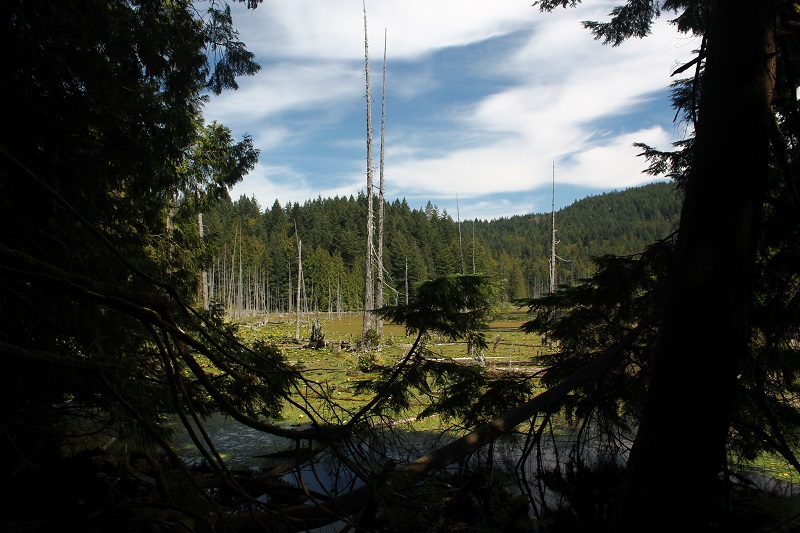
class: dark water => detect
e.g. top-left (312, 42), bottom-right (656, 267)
top-left (167, 415), bottom-right (466, 531)
top-left (167, 414), bottom-right (800, 532)
top-left (168, 415), bottom-right (300, 469)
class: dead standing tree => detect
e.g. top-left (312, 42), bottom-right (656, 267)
top-left (376, 28), bottom-right (387, 337)
top-left (295, 236), bottom-right (303, 342)
top-left (361, 0), bottom-right (375, 339)
top-left (549, 162), bottom-right (557, 294)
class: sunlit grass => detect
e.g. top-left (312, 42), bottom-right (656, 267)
top-left (232, 310), bottom-right (547, 428)
top-left (737, 452), bottom-right (800, 485)
top-left (201, 313), bottom-right (800, 488)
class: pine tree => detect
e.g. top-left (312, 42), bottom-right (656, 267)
top-left (531, 0), bottom-right (797, 528)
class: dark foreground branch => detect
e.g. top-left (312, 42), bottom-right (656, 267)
top-left (219, 324), bottom-right (647, 531)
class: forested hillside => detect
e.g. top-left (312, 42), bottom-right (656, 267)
top-left (201, 181), bottom-right (681, 314)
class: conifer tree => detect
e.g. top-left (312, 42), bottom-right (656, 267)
top-left (0, 1), bottom-right (316, 528)
top-left (531, 0), bottom-right (798, 528)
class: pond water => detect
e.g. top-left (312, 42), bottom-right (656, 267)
top-left (168, 415), bottom-right (454, 470)
top-left (166, 413), bottom-right (615, 509)
top-left (167, 413), bottom-right (800, 531)
top-left (168, 415), bottom-right (300, 469)
top-left (167, 414), bottom-right (470, 531)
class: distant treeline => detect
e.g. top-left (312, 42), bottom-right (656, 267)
top-left (201, 181), bottom-right (682, 316)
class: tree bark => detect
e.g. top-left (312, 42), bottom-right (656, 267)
top-left (198, 211), bottom-right (209, 310)
top-left (362, 0), bottom-right (375, 336)
top-left (296, 239), bottom-right (303, 341)
top-left (376, 29), bottom-right (387, 336)
top-left (616, 1), bottom-right (777, 529)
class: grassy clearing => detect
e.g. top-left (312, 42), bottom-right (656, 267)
top-left (234, 310), bottom-right (548, 428)
top-left (226, 313), bottom-right (800, 487)
top-left (737, 453), bottom-right (800, 485)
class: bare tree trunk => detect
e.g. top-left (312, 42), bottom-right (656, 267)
top-left (616, 1), bottom-right (776, 529)
top-left (472, 219), bottom-right (476, 274)
top-left (376, 28), bottom-right (387, 336)
top-left (549, 163), bottom-right (557, 294)
top-left (254, 266), bottom-right (260, 316)
top-left (228, 244), bottom-right (235, 318)
top-left (296, 239), bottom-right (302, 341)
top-left (247, 270), bottom-right (253, 317)
top-left (362, 0), bottom-right (375, 337)
top-left (208, 260), bottom-right (215, 306)
top-left (456, 195), bottom-right (464, 274)
top-left (237, 226), bottom-right (243, 319)
top-left (405, 257), bottom-right (409, 306)
top-left (198, 211), bottom-right (209, 309)
top-left (165, 192), bottom-right (176, 274)
top-left (262, 269), bottom-right (267, 317)
top-left (337, 269), bottom-right (342, 319)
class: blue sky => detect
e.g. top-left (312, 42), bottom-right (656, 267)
top-left (203, 0), bottom-right (696, 220)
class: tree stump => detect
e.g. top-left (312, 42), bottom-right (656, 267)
top-left (306, 318), bottom-right (326, 349)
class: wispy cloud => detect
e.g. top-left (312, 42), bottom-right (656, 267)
top-left (204, 0), bottom-right (697, 218)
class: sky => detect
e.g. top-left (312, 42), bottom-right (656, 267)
top-left (202, 0), bottom-right (697, 220)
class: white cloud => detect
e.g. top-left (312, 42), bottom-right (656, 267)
top-left (228, 163), bottom-right (308, 206)
top-left (372, 9), bottom-right (696, 195)
top-left (207, 0), bottom-right (699, 217)
top-left (233, 0), bottom-right (535, 62)
top-left (561, 126), bottom-right (672, 187)
top-left (209, 62), bottom-right (361, 118)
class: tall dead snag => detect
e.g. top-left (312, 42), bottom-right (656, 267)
top-left (196, 182), bottom-right (209, 310)
top-left (362, 0), bottom-right (375, 337)
top-left (457, 195), bottom-right (465, 274)
top-left (549, 162), bottom-right (557, 294)
top-left (471, 219), bottom-right (476, 274)
top-left (237, 223), bottom-right (243, 318)
top-left (295, 238), bottom-right (303, 341)
top-left (198, 210), bottom-right (209, 309)
top-left (376, 28), bottom-right (387, 336)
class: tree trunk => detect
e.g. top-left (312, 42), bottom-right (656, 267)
top-left (616, 1), bottom-right (776, 529)
top-left (228, 245), bottom-right (235, 317)
top-left (472, 219), bottom-right (476, 274)
top-left (362, 0), bottom-right (375, 336)
top-left (457, 196), bottom-right (465, 274)
top-left (376, 28), bottom-right (387, 336)
top-left (405, 257), bottom-right (409, 305)
top-left (296, 239), bottom-right (302, 341)
top-left (198, 211), bottom-right (209, 309)
top-left (237, 227), bottom-right (243, 319)
top-left (549, 163), bottom-right (556, 294)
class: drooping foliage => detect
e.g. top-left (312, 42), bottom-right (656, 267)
top-left (522, 239), bottom-right (671, 431)
top-left (519, 0), bottom-right (800, 529)
top-left (0, 1), bottom-right (319, 529)
top-left (352, 275), bottom-right (497, 423)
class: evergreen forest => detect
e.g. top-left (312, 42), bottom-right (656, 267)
top-left (202, 182), bottom-right (680, 316)
top-left (3, 1), bottom-right (800, 532)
